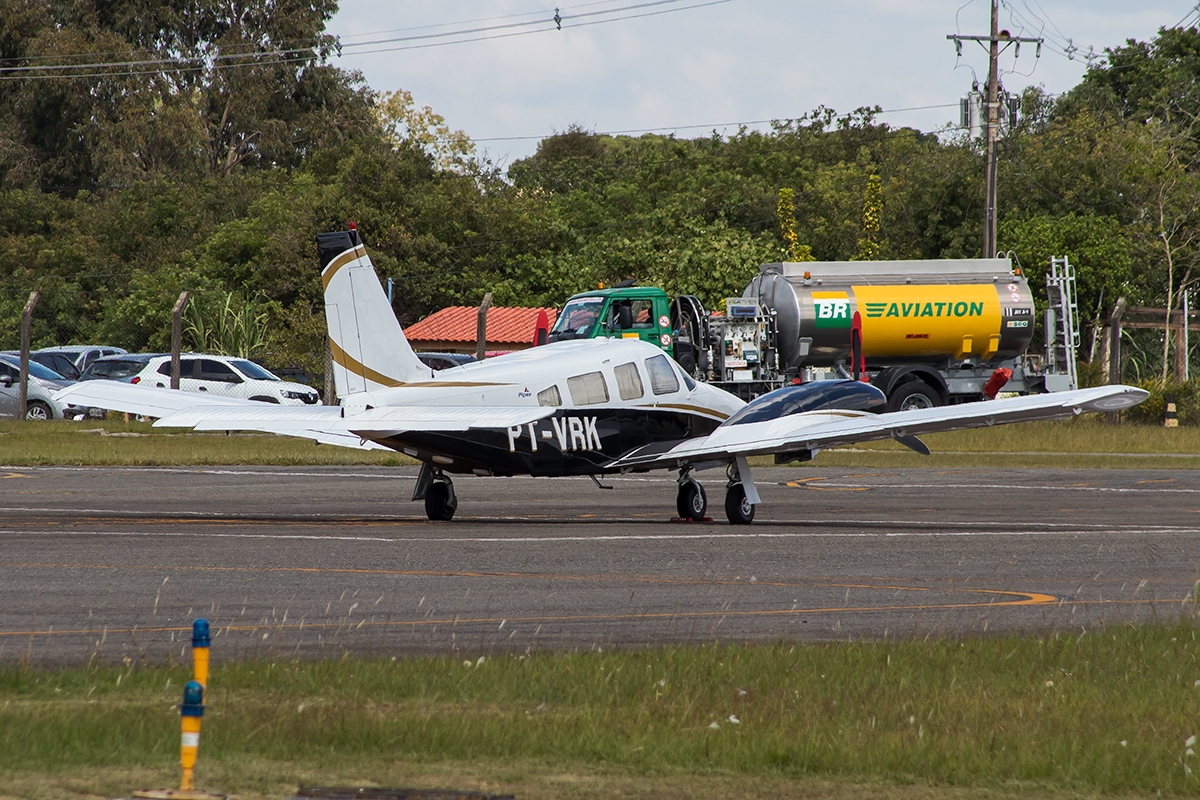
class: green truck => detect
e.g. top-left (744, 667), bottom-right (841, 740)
top-left (547, 285), bottom-right (710, 376)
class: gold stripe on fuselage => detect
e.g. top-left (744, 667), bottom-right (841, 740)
top-left (636, 402), bottom-right (730, 421)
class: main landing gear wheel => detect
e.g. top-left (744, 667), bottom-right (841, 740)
top-left (724, 483), bottom-right (755, 525)
top-left (424, 480), bottom-right (457, 521)
top-left (676, 478), bottom-right (707, 521)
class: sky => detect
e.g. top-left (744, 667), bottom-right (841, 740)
top-left (327, 1), bottom-right (1198, 169)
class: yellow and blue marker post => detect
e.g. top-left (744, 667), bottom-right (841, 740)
top-left (132, 618), bottom-right (225, 800)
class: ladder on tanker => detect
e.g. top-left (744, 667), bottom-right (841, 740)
top-left (1044, 256), bottom-right (1080, 391)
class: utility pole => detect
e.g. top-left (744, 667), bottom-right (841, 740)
top-left (948, 1), bottom-right (1041, 258)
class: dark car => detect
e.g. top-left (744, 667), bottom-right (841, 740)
top-left (416, 352), bottom-right (476, 371)
top-left (35, 346), bottom-right (128, 377)
top-left (79, 353), bottom-right (166, 382)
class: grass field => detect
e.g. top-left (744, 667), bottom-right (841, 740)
top-left (3, 416), bottom-right (1200, 469)
top-left (4, 625), bottom-right (1200, 799)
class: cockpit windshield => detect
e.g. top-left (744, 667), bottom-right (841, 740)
top-left (548, 297), bottom-right (605, 341)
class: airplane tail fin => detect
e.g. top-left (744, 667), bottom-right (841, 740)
top-left (317, 227), bottom-right (428, 396)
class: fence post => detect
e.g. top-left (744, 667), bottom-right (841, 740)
top-left (1106, 297), bottom-right (1126, 425)
top-left (476, 291), bottom-right (493, 362)
top-left (171, 291), bottom-right (190, 390)
top-left (18, 291), bottom-right (39, 419)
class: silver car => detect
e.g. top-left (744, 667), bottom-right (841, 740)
top-left (0, 355), bottom-right (71, 420)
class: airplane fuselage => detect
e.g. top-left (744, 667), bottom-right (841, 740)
top-left (341, 338), bottom-right (745, 477)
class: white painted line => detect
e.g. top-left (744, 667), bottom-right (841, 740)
top-left (813, 481), bottom-right (1200, 494)
top-left (3, 527), bottom-right (1198, 545)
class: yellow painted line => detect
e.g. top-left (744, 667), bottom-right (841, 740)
top-left (0, 591), bottom-right (1059, 639)
top-left (805, 486), bottom-right (868, 492)
top-left (0, 561), bottom-right (1054, 604)
top-left (1, 472), bottom-right (30, 479)
top-left (1136, 478), bottom-right (1176, 484)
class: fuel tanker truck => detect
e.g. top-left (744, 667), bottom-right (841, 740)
top-left (547, 256), bottom-right (1077, 409)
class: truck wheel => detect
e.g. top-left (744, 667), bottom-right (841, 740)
top-left (888, 382), bottom-right (940, 412)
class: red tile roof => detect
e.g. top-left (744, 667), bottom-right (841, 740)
top-left (404, 306), bottom-right (559, 347)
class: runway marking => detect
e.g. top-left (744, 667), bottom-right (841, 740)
top-left (6, 513), bottom-right (1193, 531)
top-left (1, 472), bottom-right (29, 479)
top-left (0, 560), bottom-right (1051, 599)
top-left (2, 524), bottom-right (1198, 545)
top-left (799, 485), bottom-right (868, 492)
top-left (0, 590), bottom-right (1059, 640)
top-left (809, 481), bottom-right (1200, 495)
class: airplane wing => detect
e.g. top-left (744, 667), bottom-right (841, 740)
top-left (53, 382), bottom-right (555, 447)
top-left (606, 385), bottom-right (1149, 469)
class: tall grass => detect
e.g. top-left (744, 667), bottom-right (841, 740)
top-left (4, 625), bottom-right (1200, 795)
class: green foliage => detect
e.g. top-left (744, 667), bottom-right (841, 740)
top-left (184, 291), bottom-right (278, 359)
top-left (1124, 378), bottom-right (1200, 426)
top-left (1, 12), bottom-right (1200, 389)
top-left (999, 212), bottom-right (1135, 331)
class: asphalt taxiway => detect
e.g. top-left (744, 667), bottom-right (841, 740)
top-left (2, 464), bottom-right (1198, 665)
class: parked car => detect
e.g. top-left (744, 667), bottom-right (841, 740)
top-left (35, 345), bottom-right (127, 376)
top-left (82, 354), bottom-right (320, 405)
top-left (416, 352), bottom-right (476, 371)
top-left (79, 353), bottom-right (164, 382)
top-left (0, 354), bottom-right (71, 420)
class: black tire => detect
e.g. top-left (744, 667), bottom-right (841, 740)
top-left (676, 479), bottom-right (707, 521)
top-left (724, 483), bottom-right (755, 525)
top-left (887, 381), bottom-right (941, 413)
top-left (424, 481), bottom-right (456, 521)
top-left (25, 401), bottom-right (52, 421)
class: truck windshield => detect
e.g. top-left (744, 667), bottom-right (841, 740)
top-left (549, 297), bottom-right (604, 341)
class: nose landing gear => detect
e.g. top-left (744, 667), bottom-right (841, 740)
top-left (413, 463), bottom-right (457, 521)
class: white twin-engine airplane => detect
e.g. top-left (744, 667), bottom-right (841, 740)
top-left (56, 227), bottom-right (1148, 523)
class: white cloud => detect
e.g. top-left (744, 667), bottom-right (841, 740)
top-left (329, 0), bottom-right (1194, 164)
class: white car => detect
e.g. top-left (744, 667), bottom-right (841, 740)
top-left (94, 354), bottom-right (320, 405)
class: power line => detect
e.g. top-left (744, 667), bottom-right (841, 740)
top-left (338, 0), bottom-right (694, 49)
top-left (0, 0), bottom-right (735, 80)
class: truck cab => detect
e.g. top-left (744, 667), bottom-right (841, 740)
top-left (548, 287), bottom-right (709, 376)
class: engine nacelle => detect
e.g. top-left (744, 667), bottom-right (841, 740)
top-left (721, 380), bottom-right (886, 427)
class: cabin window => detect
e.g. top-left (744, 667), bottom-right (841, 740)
top-left (678, 364), bottom-right (696, 391)
top-left (645, 354), bottom-right (679, 395)
top-left (567, 371), bottom-right (609, 405)
top-left (614, 362), bottom-right (644, 400)
top-left (537, 385), bottom-right (562, 407)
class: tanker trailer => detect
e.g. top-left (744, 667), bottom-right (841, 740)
top-left (737, 258), bottom-right (1051, 411)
